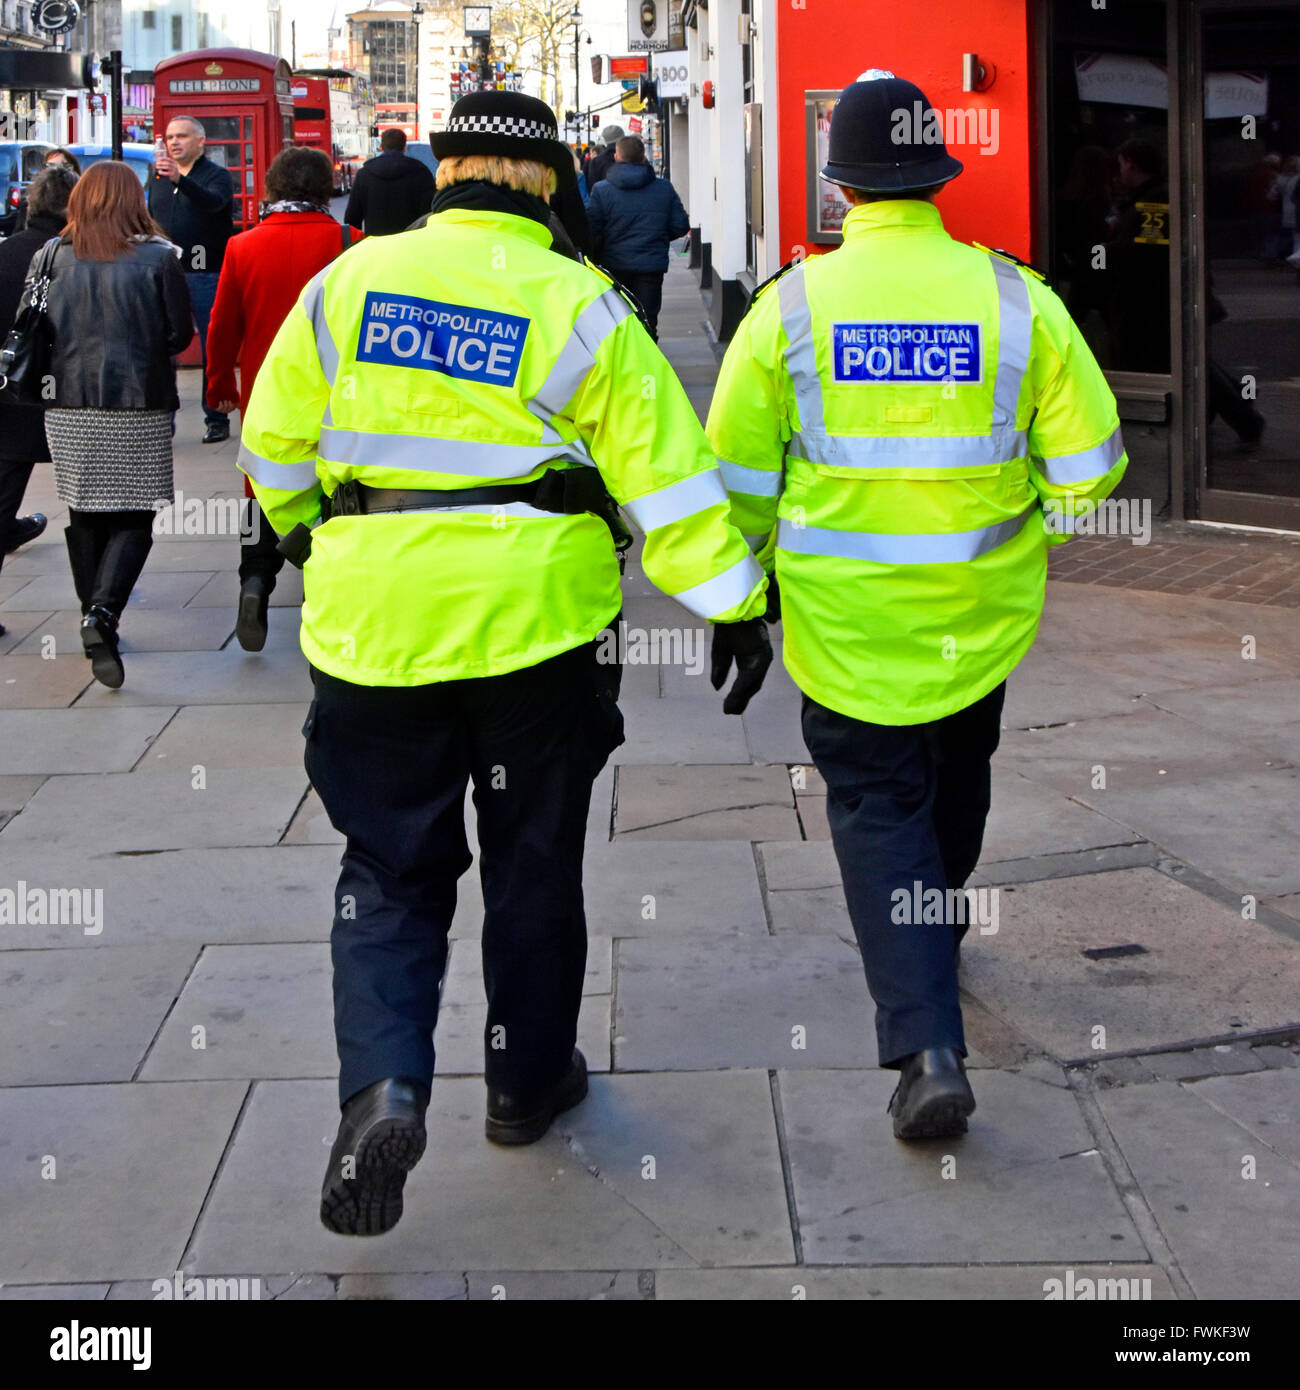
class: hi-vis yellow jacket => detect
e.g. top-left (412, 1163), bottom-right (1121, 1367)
top-left (707, 199), bottom-right (1127, 725)
top-left (237, 206), bottom-right (766, 685)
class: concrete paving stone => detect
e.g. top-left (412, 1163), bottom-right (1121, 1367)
top-left (1203, 1044), bottom-right (1266, 1076)
top-left (0, 1080), bottom-right (247, 1283)
top-left (0, 767), bottom-right (309, 853)
top-left (975, 842), bottom-right (1160, 886)
top-left (0, 573), bottom-right (32, 604)
top-left (613, 695), bottom-right (750, 765)
top-left (979, 766), bottom-right (1138, 863)
top-left (998, 705), bottom-right (1286, 798)
top-left (1074, 765), bottom-right (1300, 896)
top-left (0, 569), bottom-right (214, 612)
top-left (0, 845), bottom-right (338, 947)
top-left (1140, 680), bottom-right (1300, 765)
top-left (139, 943), bottom-right (335, 1081)
top-left (105, 1272), bottom-right (299, 1300)
top-left (0, 652), bottom-right (92, 708)
top-left (614, 763), bottom-right (800, 840)
top-left (139, 702), bottom-right (311, 771)
top-left (1250, 1043), bottom-right (1300, 1068)
top-left (0, 944), bottom-right (198, 1084)
top-left (766, 885), bottom-right (852, 936)
top-left (11, 606), bottom-right (237, 655)
top-left (433, 994), bottom-right (610, 1075)
top-left (464, 1270), bottom-right (647, 1299)
top-left (71, 645), bottom-right (313, 707)
top-left (781, 1068), bottom-right (1145, 1265)
top-left (587, 764), bottom-right (615, 844)
top-left (0, 706), bottom-right (176, 774)
top-left (1098, 1078), bottom-right (1300, 1298)
top-left (1144, 1050), bottom-right (1224, 1083)
top-left (0, 611), bottom-right (54, 654)
top-left (338, 1273), bottom-right (466, 1300)
top-left (1002, 654), bottom-right (1169, 728)
top-left (614, 935), bottom-right (873, 1070)
top-left (442, 935), bottom-right (612, 1005)
top-left (759, 840), bottom-right (842, 891)
top-left (657, 1263), bottom-right (1175, 1300)
top-left (742, 675), bottom-right (815, 765)
top-left (1264, 893), bottom-right (1300, 922)
top-left (1187, 1068), bottom-right (1300, 1167)
top-left (0, 773), bottom-right (46, 815)
top-left (0, 1283), bottom-right (112, 1299)
top-left (958, 868), bottom-right (1300, 1061)
top-left (186, 1074), bottom-right (784, 1273)
top-left (281, 787), bottom-right (341, 845)
top-left (795, 794), bottom-right (831, 841)
top-left (187, 567), bottom-right (304, 609)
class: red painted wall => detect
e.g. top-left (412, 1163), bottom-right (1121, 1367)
top-left (774, 2), bottom-right (1035, 262)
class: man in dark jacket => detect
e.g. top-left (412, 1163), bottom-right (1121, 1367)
top-left (148, 114), bottom-right (235, 443)
top-left (0, 164), bottom-right (78, 633)
top-left (587, 136), bottom-right (689, 340)
top-left (344, 129), bottom-right (435, 236)
top-left (584, 125), bottom-right (623, 193)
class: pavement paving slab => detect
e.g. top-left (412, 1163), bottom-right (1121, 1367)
top-left (958, 867), bottom-right (1300, 1060)
top-left (614, 934), bottom-right (875, 1070)
top-left (780, 1069), bottom-right (1145, 1265)
top-left (0, 570), bottom-right (214, 613)
top-left (613, 695), bottom-right (750, 764)
top-left (0, 944), bottom-right (198, 1085)
top-left (979, 766), bottom-right (1140, 861)
top-left (434, 995), bottom-right (612, 1075)
top-left (0, 653), bottom-right (93, 709)
top-left (1098, 1074), bottom-right (1300, 1299)
top-left (0, 611), bottom-right (55, 655)
top-left (614, 763), bottom-right (801, 841)
top-left (186, 568), bottom-right (304, 609)
top-left (0, 1080), bottom-right (247, 1284)
top-left (186, 1073), bottom-right (789, 1273)
top-left (9, 606), bottom-right (238, 655)
top-left (0, 1283), bottom-right (112, 1300)
top-left (71, 645), bottom-right (314, 707)
top-left (0, 767), bottom-right (309, 854)
top-left (139, 702), bottom-right (312, 771)
top-left (0, 706), bottom-right (176, 774)
top-left (1185, 1068), bottom-right (1300, 1168)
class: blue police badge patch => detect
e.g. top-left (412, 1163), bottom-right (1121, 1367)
top-left (831, 323), bottom-right (983, 384)
top-left (357, 292), bottom-right (530, 386)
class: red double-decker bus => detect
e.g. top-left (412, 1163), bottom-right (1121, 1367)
top-left (291, 68), bottom-right (375, 194)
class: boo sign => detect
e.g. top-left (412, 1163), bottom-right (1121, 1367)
top-left (832, 322), bottom-right (982, 384)
top-left (356, 292), bottom-right (530, 387)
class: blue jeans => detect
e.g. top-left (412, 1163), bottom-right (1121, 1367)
top-left (185, 270), bottom-right (227, 428)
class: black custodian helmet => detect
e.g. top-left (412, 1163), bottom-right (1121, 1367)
top-left (821, 70), bottom-right (964, 193)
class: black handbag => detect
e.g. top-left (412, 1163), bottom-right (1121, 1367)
top-left (0, 236), bottom-right (61, 406)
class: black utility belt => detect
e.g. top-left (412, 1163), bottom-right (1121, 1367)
top-left (276, 468), bottom-right (631, 569)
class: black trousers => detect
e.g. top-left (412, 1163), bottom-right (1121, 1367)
top-left (0, 458), bottom-right (34, 577)
top-left (801, 683), bottom-right (1005, 1068)
top-left (305, 636), bottom-right (623, 1108)
top-left (606, 267), bottom-right (665, 341)
top-left (237, 498), bottom-right (286, 588)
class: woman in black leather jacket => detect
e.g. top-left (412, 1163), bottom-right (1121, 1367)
top-left (40, 159), bottom-right (193, 687)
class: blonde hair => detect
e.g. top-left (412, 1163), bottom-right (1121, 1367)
top-left (435, 154), bottom-right (555, 198)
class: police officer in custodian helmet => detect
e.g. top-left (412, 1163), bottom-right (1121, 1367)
top-left (239, 91), bottom-right (771, 1234)
top-left (707, 73), bottom-right (1127, 1139)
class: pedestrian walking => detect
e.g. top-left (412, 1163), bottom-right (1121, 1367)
top-left (239, 90), bottom-right (768, 1236)
top-left (584, 125), bottom-right (623, 193)
top-left (343, 128), bottom-right (435, 237)
top-left (205, 147), bottom-right (362, 652)
top-left (43, 160), bottom-right (193, 688)
top-left (147, 115), bottom-right (235, 444)
top-left (0, 164), bottom-right (78, 635)
top-left (707, 73), bottom-right (1127, 1141)
top-left (586, 136), bottom-right (689, 340)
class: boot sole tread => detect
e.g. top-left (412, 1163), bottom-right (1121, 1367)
top-left (319, 1114), bottom-right (427, 1237)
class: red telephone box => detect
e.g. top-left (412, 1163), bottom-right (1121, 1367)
top-left (153, 48), bottom-right (295, 232)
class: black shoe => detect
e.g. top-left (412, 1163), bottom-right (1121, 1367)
top-left (485, 1049), bottom-right (588, 1146)
top-left (4, 512), bottom-right (46, 554)
top-left (80, 605), bottom-right (124, 689)
top-left (320, 1077), bottom-right (430, 1237)
top-left (202, 422), bottom-right (230, 444)
top-left (887, 1047), bottom-right (975, 1141)
top-left (234, 576), bottom-right (270, 652)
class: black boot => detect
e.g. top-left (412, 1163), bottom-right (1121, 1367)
top-left (320, 1078), bottom-right (430, 1236)
top-left (235, 575), bottom-right (270, 652)
top-left (486, 1049), bottom-right (589, 1146)
top-left (81, 604), bottom-right (124, 688)
top-left (64, 523), bottom-right (100, 617)
top-left (887, 1047), bottom-right (975, 1140)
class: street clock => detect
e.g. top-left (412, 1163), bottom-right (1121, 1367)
top-left (463, 6), bottom-right (491, 37)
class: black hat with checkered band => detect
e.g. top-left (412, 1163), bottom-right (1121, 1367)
top-left (432, 91), bottom-right (576, 190)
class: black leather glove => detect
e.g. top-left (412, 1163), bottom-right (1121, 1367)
top-left (710, 617), bottom-right (773, 715)
top-left (763, 575), bottom-right (781, 624)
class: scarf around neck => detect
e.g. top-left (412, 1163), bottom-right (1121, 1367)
top-left (261, 199), bottom-right (331, 217)
top-left (429, 178), bottom-right (552, 227)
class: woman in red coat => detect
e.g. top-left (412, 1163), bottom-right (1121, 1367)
top-left (206, 146), bottom-right (362, 650)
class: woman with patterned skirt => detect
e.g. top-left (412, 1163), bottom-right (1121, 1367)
top-left (39, 159), bottom-right (193, 687)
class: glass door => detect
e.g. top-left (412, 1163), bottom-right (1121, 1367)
top-left (1192, 1), bottom-right (1300, 529)
top-left (198, 107), bottom-right (262, 230)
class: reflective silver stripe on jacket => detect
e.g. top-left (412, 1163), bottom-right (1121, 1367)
top-left (317, 426), bottom-right (595, 477)
top-left (302, 268), bottom-right (340, 387)
top-left (238, 443), bottom-right (319, 493)
top-left (778, 253), bottom-right (1034, 471)
top-left (527, 287), bottom-right (631, 446)
top-left (775, 502), bottom-right (1038, 566)
top-left (1039, 424), bottom-right (1125, 486)
top-left (719, 456), bottom-right (783, 497)
top-left (669, 553), bottom-right (765, 620)
top-left (622, 468), bottom-right (729, 532)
